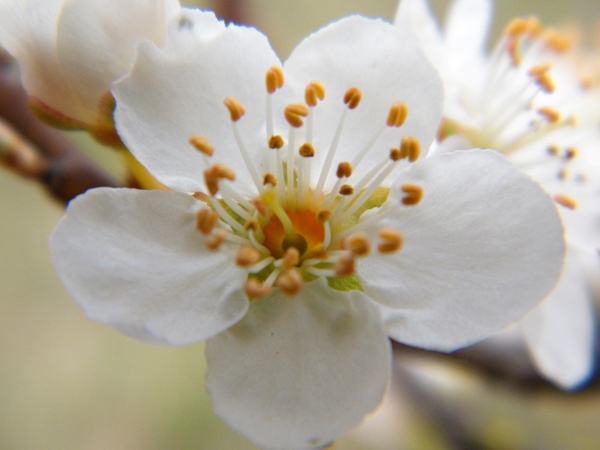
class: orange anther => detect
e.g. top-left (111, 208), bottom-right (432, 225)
top-left (334, 253), bottom-right (355, 276)
top-left (265, 66), bottom-right (284, 94)
top-left (401, 184), bottom-right (424, 206)
top-left (336, 162), bottom-right (353, 178)
top-left (284, 103), bottom-right (309, 128)
top-left (236, 245), bottom-right (262, 267)
top-left (223, 97), bottom-right (245, 122)
top-left (275, 269), bottom-right (303, 296)
top-left (305, 81), bottom-right (326, 107)
top-left (244, 278), bottom-right (272, 299)
top-left (343, 87), bottom-right (362, 109)
top-left (344, 231), bottom-right (371, 257)
top-left (269, 135), bottom-right (285, 149)
top-left (196, 209), bottom-right (219, 235)
top-left (386, 102), bottom-right (408, 127)
top-left (377, 227), bottom-right (403, 254)
top-left (554, 194), bottom-right (577, 210)
top-left (189, 135), bottom-right (214, 156)
top-left (299, 143), bottom-right (315, 157)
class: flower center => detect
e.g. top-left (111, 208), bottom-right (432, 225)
top-left (189, 65), bottom-right (425, 299)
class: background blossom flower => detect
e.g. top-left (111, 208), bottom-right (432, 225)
top-left (0, 0), bottom-right (180, 144)
top-left (396, 0), bottom-right (600, 389)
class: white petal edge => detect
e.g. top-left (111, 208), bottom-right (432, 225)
top-left (281, 15), bottom-right (443, 187)
top-left (49, 188), bottom-right (249, 346)
top-left (113, 9), bottom-right (282, 193)
top-left (357, 150), bottom-right (565, 351)
top-left (56, 0), bottom-right (180, 114)
top-left (520, 247), bottom-right (596, 389)
top-left (394, 0), bottom-right (446, 71)
top-left (444, 0), bottom-right (492, 67)
top-left (205, 278), bottom-right (391, 449)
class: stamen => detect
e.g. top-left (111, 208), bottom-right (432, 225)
top-left (269, 135), bottom-right (285, 149)
top-left (189, 135), bottom-right (214, 157)
top-left (400, 136), bottom-right (421, 162)
top-left (280, 247), bottom-right (300, 270)
top-left (317, 210), bottom-right (332, 223)
top-left (527, 63), bottom-right (552, 77)
top-left (275, 269), bottom-right (303, 296)
top-left (315, 89), bottom-right (362, 197)
top-left (547, 145), bottom-right (560, 156)
top-left (334, 253), bottom-right (355, 276)
top-left (401, 184), bottom-right (424, 206)
top-left (196, 209), bottom-right (219, 235)
top-left (299, 143), bottom-right (315, 157)
top-left (534, 73), bottom-right (555, 93)
top-left (305, 81), bottom-right (326, 107)
top-left (505, 18), bottom-right (528, 37)
top-left (344, 231), bottom-right (371, 257)
top-left (386, 102), bottom-right (408, 127)
top-left (265, 66), bottom-right (284, 94)
top-left (343, 87), bottom-right (362, 110)
top-left (223, 97), bottom-right (245, 122)
top-left (244, 278), bottom-right (272, 299)
top-left (537, 107), bottom-right (561, 123)
top-left (224, 100), bottom-right (264, 192)
top-left (339, 185), bottom-right (354, 196)
top-left (554, 194), bottom-right (577, 210)
top-left (389, 148), bottom-right (402, 161)
top-left (265, 67), bottom-right (284, 140)
top-left (565, 147), bottom-right (578, 159)
top-left (543, 29), bottom-right (573, 53)
top-left (298, 143), bottom-right (315, 206)
top-left (336, 162), bottom-right (353, 178)
top-left (206, 228), bottom-right (228, 251)
top-left (209, 198), bottom-right (246, 233)
top-left (377, 227), bottom-right (403, 254)
top-left (284, 103), bottom-right (309, 128)
top-left (203, 163), bottom-right (235, 196)
top-left (236, 245), bottom-right (262, 267)
top-left (263, 173), bottom-right (277, 186)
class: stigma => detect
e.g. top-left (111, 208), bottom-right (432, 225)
top-left (188, 66), bottom-right (424, 300)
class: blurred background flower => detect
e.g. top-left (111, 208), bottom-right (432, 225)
top-left (1, 1), bottom-right (599, 449)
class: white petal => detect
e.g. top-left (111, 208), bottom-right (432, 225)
top-left (56, 0), bottom-right (180, 114)
top-left (49, 188), bottom-right (249, 346)
top-left (0, 0), bottom-right (94, 123)
top-left (282, 15), bottom-right (443, 189)
top-left (113, 9), bottom-right (282, 193)
top-left (444, 0), bottom-right (492, 67)
top-left (205, 279), bottom-right (391, 449)
top-left (520, 247), bottom-right (596, 389)
top-left (394, 0), bottom-right (446, 70)
top-left (357, 150), bottom-right (565, 351)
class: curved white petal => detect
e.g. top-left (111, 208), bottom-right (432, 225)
top-left (113, 9), bottom-right (282, 193)
top-left (444, 0), bottom-right (492, 67)
top-left (205, 279), bottom-right (391, 449)
top-left (0, 0), bottom-right (94, 123)
top-left (282, 15), bottom-right (443, 190)
top-left (394, 0), bottom-right (446, 70)
top-left (357, 150), bottom-right (565, 351)
top-left (56, 0), bottom-right (179, 115)
top-left (520, 247), bottom-right (596, 389)
top-left (49, 188), bottom-right (249, 346)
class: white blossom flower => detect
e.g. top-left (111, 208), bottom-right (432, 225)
top-left (396, 0), bottom-right (600, 389)
top-left (50, 9), bottom-right (565, 449)
top-left (0, 0), bottom-right (180, 144)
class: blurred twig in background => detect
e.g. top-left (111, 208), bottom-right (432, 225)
top-left (0, 50), bottom-right (119, 204)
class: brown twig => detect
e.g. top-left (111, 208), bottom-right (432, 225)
top-left (212, 0), bottom-right (247, 25)
top-left (0, 55), bottom-right (120, 203)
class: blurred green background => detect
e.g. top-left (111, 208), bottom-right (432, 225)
top-left (1, 1), bottom-right (599, 449)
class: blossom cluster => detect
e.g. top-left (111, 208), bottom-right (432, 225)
top-left (0, 0), bottom-right (597, 448)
